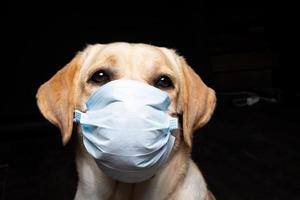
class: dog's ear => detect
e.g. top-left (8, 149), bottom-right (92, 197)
top-left (179, 57), bottom-right (216, 148)
top-left (36, 53), bottom-right (82, 145)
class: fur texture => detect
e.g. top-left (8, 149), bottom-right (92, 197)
top-left (36, 42), bottom-right (216, 200)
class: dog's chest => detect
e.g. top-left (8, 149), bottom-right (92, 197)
top-left (108, 181), bottom-right (164, 200)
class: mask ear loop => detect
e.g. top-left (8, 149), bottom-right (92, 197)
top-left (169, 117), bottom-right (178, 131)
top-left (74, 110), bottom-right (86, 123)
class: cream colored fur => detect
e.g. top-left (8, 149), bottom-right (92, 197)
top-left (36, 42), bottom-right (216, 200)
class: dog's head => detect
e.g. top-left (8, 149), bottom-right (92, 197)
top-left (36, 42), bottom-right (216, 149)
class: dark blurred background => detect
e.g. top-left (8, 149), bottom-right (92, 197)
top-left (1, 6), bottom-right (299, 200)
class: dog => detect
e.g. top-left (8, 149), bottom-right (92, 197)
top-left (36, 42), bottom-right (216, 200)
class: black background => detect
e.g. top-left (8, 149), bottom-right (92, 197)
top-left (1, 5), bottom-right (300, 200)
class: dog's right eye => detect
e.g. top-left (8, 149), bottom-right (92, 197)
top-left (89, 70), bottom-right (111, 85)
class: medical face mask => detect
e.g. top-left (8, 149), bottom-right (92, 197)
top-left (74, 79), bottom-right (178, 183)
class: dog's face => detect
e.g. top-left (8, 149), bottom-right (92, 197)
top-left (36, 42), bottom-right (216, 149)
top-left (76, 43), bottom-right (180, 117)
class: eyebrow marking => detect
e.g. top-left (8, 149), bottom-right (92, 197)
top-left (103, 55), bottom-right (117, 66)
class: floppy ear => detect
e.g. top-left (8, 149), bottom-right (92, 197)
top-left (179, 57), bottom-right (216, 148)
top-left (36, 53), bottom-right (82, 145)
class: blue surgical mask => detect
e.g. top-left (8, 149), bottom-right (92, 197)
top-left (74, 79), bottom-right (178, 183)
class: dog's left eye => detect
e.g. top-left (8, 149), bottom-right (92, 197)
top-left (89, 70), bottom-right (111, 85)
top-left (154, 75), bottom-right (174, 89)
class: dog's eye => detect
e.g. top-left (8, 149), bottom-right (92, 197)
top-left (89, 70), bottom-right (111, 85)
top-left (154, 75), bottom-right (174, 89)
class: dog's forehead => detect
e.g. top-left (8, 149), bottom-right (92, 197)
top-left (81, 43), bottom-right (173, 71)
top-left (103, 43), bottom-right (164, 57)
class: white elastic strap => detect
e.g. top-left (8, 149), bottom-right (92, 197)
top-left (74, 110), bottom-right (85, 123)
top-left (169, 117), bottom-right (178, 130)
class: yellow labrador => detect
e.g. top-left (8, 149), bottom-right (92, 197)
top-left (36, 42), bottom-right (216, 200)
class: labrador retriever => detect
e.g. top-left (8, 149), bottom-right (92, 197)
top-left (36, 42), bottom-right (216, 200)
